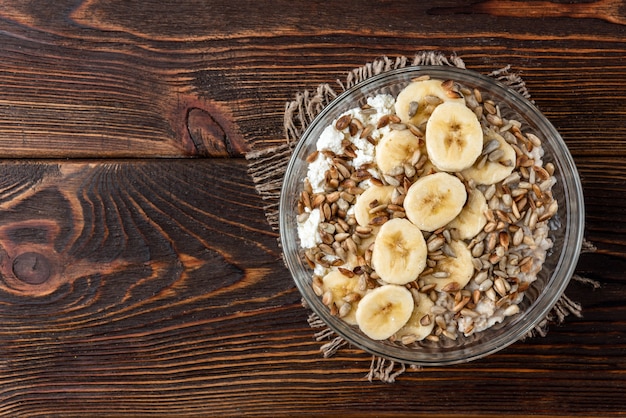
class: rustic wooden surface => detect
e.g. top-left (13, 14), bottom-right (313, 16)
top-left (0, 0), bottom-right (625, 416)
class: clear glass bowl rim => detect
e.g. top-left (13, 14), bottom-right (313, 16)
top-left (279, 65), bottom-right (585, 366)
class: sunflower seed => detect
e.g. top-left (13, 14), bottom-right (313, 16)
top-left (442, 330), bottom-right (458, 340)
top-left (335, 114), bottom-right (352, 131)
top-left (425, 94), bottom-right (443, 105)
top-left (473, 270), bottom-right (489, 285)
top-left (494, 277), bottom-right (508, 297)
top-left (383, 174), bottom-right (400, 187)
top-left (499, 231), bottom-right (510, 249)
top-left (420, 283), bottom-right (437, 293)
top-left (442, 229), bottom-right (451, 244)
top-left (482, 139), bottom-right (501, 156)
top-left (312, 277), bottom-right (324, 296)
top-left (478, 278), bottom-right (493, 292)
top-left (488, 149), bottom-right (505, 162)
top-left (377, 114), bottom-right (390, 129)
top-left (442, 282), bottom-right (460, 292)
top-left (338, 302), bottom-right (352, 318)
top-left (408, 101), bottom-right (419, 117)
top-left (442, 243), bottom-right (457, 258)
top-left (369, 216), bottom-right (389, 226)
top-left (427, 236), bottom-right (445, 252)
top-left (476, 154), bottom-right (488, 170)
top-left (472, 258), bottom-right (483, 271)
top-left (471, 241), bottom-right (485, 258)
top-left (368, 203), bottom-right (387, 214)
top-left (403, 163), bottom-right (416, 178)
top-left (486, 113), bottom-right (503, 126)
top-left (484, 101), bottom-right (497, 115)
top-left (407, 123), bottom-right (424, 139)
top-left (504, 304), bottom-right (520, 317)
top-left (390, 123), bottom-right (407, 131)
top-left (322, 291), bottom-right (333, 306)
top-left (453, 296), bottom-right (470, 313)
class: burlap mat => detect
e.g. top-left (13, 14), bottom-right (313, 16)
top-left (246, 51), bottom-right (599, 382)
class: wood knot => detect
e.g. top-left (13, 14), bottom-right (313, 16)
top-left (0, 220), bottom-right (64, 295)
top-left (173, 95), bottom-right (247, 157)
top-left (186, 107), bottom-right (247, 157)
top-left (12, 252), bottom-right (52, 284)
top-left (187, 107), bottom-right (228, 157)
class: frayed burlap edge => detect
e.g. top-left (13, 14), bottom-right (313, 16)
top-left (246, 51), bottom-right (599, 383)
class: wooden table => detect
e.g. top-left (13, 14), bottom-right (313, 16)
top-left (0, 1), bottom-right (624, 416)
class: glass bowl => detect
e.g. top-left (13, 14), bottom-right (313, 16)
top-left (279, 66), bottom-right (584, 366)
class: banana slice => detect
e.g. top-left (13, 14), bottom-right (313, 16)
top-left (462, 130), bottom-right (516, 185)
top-left (355, 284), bottom-right (414, 340)
top-left (395, 79), bottom-right (465, 128)
top-left (447, 189), bottom-right (488, 240)
top-left (404, 172), bottom-right (467, 232)
top-left (394, 291), bottom-right (435, 343)
top-left (422, 240), bottom-right (474, 291)
top-left (375, 129), bottom-right (422, 175)
top-left (353, 185), bottom-right (395, 227)
top-left (322, 270), bottom-right (365, 325)
top-left (371, 218), bottom-right (427, 285)
top-left (425, 101), bottom-right (483, 172)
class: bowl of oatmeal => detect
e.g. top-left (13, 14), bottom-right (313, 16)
top-left (279, 66), bottom-right (584, 365)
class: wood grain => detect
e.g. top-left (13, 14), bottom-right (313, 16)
top-left (429, 0), bottom-right (626, 26)
top-left (0, 0), bottom-right (624, 416)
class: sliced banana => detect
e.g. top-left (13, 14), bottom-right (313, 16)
top-left (447, 189), bottom-right (488, 240)
top-left (395, 79), bottom-right (465, 129)
top-left (322, 270), bottom-right (365, 325)
top-left (394, 291), bottom-right (435, 344)
top-left (355, 284), bottom-right (414, 340)
top-left (422, 240), bottom-right (474, 291)
top-left (404, 172), bottom-right (467, 232)
top-left (371, 218), bottom-right (427, 285)
top-left (353, 185), bottom-right (395, 227)
top-left (425, 101), bottom-right (483, 172)
top-left (462, 130), bottom-right (516, 185)
top-left (375, 129), bottom-right (422, 175)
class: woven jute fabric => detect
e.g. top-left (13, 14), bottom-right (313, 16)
top-left (246, 51), bottom-right (598, 382)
